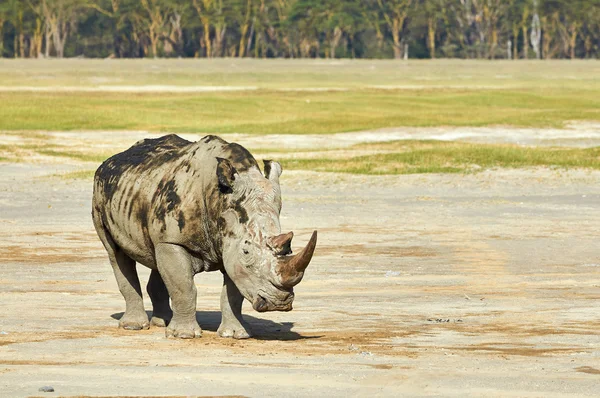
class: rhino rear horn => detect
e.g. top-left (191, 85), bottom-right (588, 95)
top-left (268, 231), bottom-right (293, 256)
top-left (216, 157), bottom-right (236, 194)
top-left (277, 231), bottom-right (317, 287)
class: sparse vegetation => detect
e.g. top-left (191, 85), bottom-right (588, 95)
top-left (0, 87), bottom-right (598, 134)
top-left (281, 141), bottom-right (600, 174)
top-left (1, 60), bottom-right (599, 176)
top-left (35, 149), bottom-right (111, 163)
top-left (22, 140), bottom-right (600, 178)
top-left (51, 170), bottom-right (97, 180)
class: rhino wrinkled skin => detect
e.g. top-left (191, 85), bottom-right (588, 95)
top-left (92, 134), bottom-right (317, 339)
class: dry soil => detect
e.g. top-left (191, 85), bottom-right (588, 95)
top-left (0, 132), bottom-right (599, 397)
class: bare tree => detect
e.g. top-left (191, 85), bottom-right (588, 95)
top-left (530, 0), bottom-right (541, 59)
top-left (42, 0), bottom-right (79, 58)
top-left (377, 0), bottom-right (413, 59)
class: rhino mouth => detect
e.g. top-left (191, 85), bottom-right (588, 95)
top-left (253, 292), bottom-right (294, 312)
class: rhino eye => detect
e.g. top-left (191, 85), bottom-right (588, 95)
top-left (243, 249), bottom-right (249, 255)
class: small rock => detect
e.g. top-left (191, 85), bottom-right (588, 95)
top-left (384, 271), bottom-right (400, 278)
top-left (39, 386), bottom-right (54, 392)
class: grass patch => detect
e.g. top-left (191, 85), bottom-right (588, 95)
top-left (281, 141), bottom-right (600, 175)
top-left (51, 169), bottom-right (97, 180)
top-left (1, 59), bottom-right (599, 90)
top-left (0, 88), bottom-right (598, 134)
top-left (35, 149), bottom-right (111, 163)
top-left (1, 60), bottom-right (598, 133)
top-left (17, 140), bottom-right (600, 176)
top-left (0, 141), bottom-right (112, 163)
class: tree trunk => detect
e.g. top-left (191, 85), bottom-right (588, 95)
top-left (392, 19), bottom-right (402, 59)
top-left (239, 23), bottom-right (249, 57)
top-left (238, 0), bottom-right (252, 57)
top-left (203, 21), bottom-right (211, 58)
top-left (330, 27), bottom-right (342, 59)
top-left (13, 33), bottom-right (18, 58)
top-left (490, 26), bottom-right (498, 59)
top-left (569, 24), bottom-right (577, 59)
top-left (246, 18), bottom-right (255, 56)
top-left (30, 18), bottom-right (44, 58)
top-left (167, 12), bottom-right (183, 56)
top-left (512, 24), bottom-right (519, 59)
top-left (0, 19), bottom-right (4, 57)
top-left (522, 25), bottom-right (528, 59)
top-left (427, 17), bottom-right (436, 59)
top-left (213, 25), bottom-right (226, 57)
top-left (53, 29), bottom-right (64, 58)
top-left (542, 18), bottom-right (552, 59)
top-left (584, 36), bottom-right (592, 58)
top-left (45, 24), bottom-right (51, 57)
top-left (150, 35), bottom-right (158, 58)
top-left (19, 35), bottom-right (26, 58)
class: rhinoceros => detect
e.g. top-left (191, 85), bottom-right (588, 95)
top-left (92, 134), bottom-right (317, 339)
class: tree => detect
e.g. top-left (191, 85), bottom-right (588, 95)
top-left (2, 0), bottom-right (599, 59)
top-left (42, 0), bottom-right (81, 58)
top-left (376, 0), bottom-right (413, 59)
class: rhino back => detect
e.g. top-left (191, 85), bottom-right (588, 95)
top-left (93, 134), bottom-right (260, 271)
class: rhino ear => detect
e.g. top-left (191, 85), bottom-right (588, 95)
top-left (216, 157), bottom-right (236, 194)
top-left (263, 160), bottom-right (282, 181)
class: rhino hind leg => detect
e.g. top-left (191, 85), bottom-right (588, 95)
top-left (147, 270), bottom-right (173, 327)
top-left (218, 273), bottom-right (252, 339)
top-left (100, 233), bottom-right (149, 331)
top-left (155, 243), bottom-right (202, 339)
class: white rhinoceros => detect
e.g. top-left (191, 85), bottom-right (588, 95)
top-left (92, 134), bottom-right (317, 339)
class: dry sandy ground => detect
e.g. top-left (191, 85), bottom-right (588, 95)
top-left (1, 132), bottom-right (600, 397)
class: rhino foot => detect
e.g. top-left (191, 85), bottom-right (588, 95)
top-left (150, 316), bottom-right (169, 328)
top-left (119, 312), bottom-right (150, 330)
top-left (150, 309), bottom-right (172, 328)
top-left (166, 319), bottom-right (202, 339)
top-left (217, 323), bottom-right (252, 339)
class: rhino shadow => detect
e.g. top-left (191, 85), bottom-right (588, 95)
top-left (111, 310), bottom-right (320, 341)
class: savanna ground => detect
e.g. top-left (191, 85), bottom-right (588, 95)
top-left (0, 59), bottom-right (599, 397)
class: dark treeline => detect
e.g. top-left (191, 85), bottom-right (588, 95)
top-left (1, 0), bottom-right (599, 59)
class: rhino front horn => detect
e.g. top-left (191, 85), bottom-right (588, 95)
top-left (278, 231), bottom-right (317, 287)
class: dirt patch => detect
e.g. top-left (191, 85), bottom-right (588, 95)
top-left (575, 366), bottom-right (600, 375)
top-left (317, 244), bottom-right (437, 257)
top-left (0, 245), bottom-right (103, 264)
top-left (28, 396), bottom-right (247, 398)
top-left (370, 364), bottom-right (394, 370)
top-left (430, 320), bottom-right (600, 338)
top-left (0, 329), bottom-right (126, 347)
top-left (448, 344), bottom-right (588, 357)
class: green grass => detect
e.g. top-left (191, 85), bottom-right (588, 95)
top-left (281, 141), bottom-right (600, 175)
top-left (0, 87), bottom-right (598, 134)
top-left (51, 170), bottom-right (97, 179)
top-left (0, 59), bottom-right (598, 133)
top-left (35, 149), bottom-right (111, 163)
top-left (0, 141), bottom-right (113, 164)
top-left (39, 141), bottom-right (600, 178)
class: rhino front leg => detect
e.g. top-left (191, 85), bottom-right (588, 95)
top-left (218, 273), bottom-right (252, 339)
top-left (155, 243), bottom-right (202, 339)
top-left (146, 270), bottom-right (173, 327)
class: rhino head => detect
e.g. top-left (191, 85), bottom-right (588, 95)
top-left (216, 157), bottom-right (317, 312)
